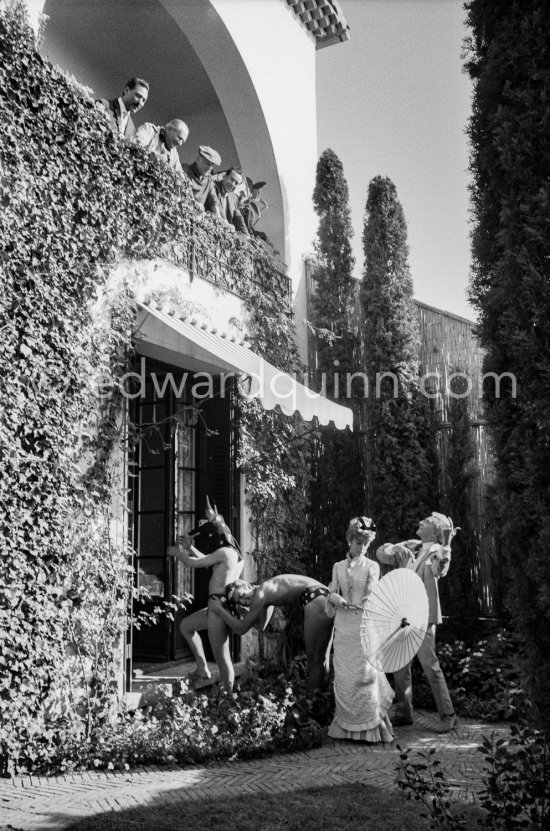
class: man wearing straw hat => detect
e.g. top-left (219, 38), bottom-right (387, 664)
top-left (376, 512), bottom-right (459, 733)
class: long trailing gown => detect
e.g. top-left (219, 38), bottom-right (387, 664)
top-left (327, 555), bottom-right (394, 742)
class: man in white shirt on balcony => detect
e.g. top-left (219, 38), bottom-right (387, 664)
top-left (135, 119), bottom-right (189, 177)
top-left (96, 77), bottom-right (149, 139)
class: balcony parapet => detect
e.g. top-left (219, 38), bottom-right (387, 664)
top-left (163, 229), bottom-right (290, 310)
top-left (127, 149), bottom-right (292, 312)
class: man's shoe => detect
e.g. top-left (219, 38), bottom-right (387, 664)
top-left (434, 714), bottom-right (457, 733)
top-left (393, 716), bottom-right (413, 727)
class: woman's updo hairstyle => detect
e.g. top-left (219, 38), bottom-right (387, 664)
top-left (346, 516), bottom-right (376, 546)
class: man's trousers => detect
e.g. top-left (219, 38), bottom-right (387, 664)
top-left (393, 624), bottom-right (453, 718)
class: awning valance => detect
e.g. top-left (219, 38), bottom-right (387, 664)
top-left (135, 302), bottom-right (353, 431)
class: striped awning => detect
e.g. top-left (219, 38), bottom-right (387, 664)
top-left (135, 302), bottom-right (353, 430)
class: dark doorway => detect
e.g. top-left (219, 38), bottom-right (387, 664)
top-left (128, 357), bottom-right (240, 666)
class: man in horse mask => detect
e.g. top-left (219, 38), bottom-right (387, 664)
top-left (167, 497), bottom-right (243, 689)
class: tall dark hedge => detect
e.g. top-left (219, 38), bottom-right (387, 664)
top-left (360, 176), bottom-right (437, 544)
top-left (308, 149), bottom-right (364, 577)
top-left (438, 374), bottom-right (481, 638)
top-left (465, 0), bottom-right (550, 724)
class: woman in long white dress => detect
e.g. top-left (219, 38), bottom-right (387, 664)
top-left (326, 517), bottom-right (394, 742)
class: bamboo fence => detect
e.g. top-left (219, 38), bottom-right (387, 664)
top-left (416, 301), bottom-right (496, 616)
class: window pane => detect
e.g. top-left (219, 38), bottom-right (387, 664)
top-left (138, 513), bottom-right (165, 558)
top-left (140, 429), bottom-right (169, 467)
top-left (139, 468), bottom-right (166, 512)
top-left (138, 400), bottom-right (167, 423)
top-left (137, 558), bottom-right (165, 597)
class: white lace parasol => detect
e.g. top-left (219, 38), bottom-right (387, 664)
top-left (360, 569), bottom-right (429, 673)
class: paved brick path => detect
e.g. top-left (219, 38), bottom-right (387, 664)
top-left (0, 711), bottom-right (509, 831)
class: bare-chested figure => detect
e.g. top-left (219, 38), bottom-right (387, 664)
top-left (167, 499), bottom-right (243, 689)
top-left (209, 574), bottom-right (334, 691)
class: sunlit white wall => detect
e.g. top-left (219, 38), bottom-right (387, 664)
top-left (210, 0), bottom-right (318, 356)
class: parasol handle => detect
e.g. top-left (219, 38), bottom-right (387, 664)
top-left (366, 621), bottom-right (413, 655)
top-left (400, 617), bottom-right (410, 628)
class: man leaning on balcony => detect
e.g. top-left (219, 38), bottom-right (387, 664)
top-left (215, 168), bottom-right (248, 234)
top-left (182, 145), bottom-right (222, 216)
top-left (135, 119), bottom-right (189, 177)
top-left (96, 77), bottom-right (149, 139)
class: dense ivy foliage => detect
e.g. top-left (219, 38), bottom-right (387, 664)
top-left (0, 4), bottom-right (308, 771)
top-left (359, 176), bottom-right (437, 544)
top-left (308, 149), bottom-right (364, 579)
top-left (465, 0), bottom-right (550, 727)
top-left (236, 291), bottom-right (313, 582)
top-left (239, 405), bottom-right (314, 581)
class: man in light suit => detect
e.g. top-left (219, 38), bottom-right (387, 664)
top-left (377, 512), bottom-right (458, 733)
top-left (96, 77), bottom-right (149, 139)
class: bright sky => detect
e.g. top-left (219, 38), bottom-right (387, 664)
top-left (316, 0), bottom-right (474, 321)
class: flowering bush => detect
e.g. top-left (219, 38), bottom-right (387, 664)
top-left (17, 668), bottom-right (323, 775)
top-left (410, 630), bottom-right (526, 721)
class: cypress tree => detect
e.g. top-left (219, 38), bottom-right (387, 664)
top-left (308, 149), bottom-right (363, 578)
top-left (438, 372), bottom-right (481, 639)
top-left (360, 176), bottom-right (437, 545)
top-left (310, 148), bottom-right (357, 392)
top-left (465, 0), bottom-right (550, 723)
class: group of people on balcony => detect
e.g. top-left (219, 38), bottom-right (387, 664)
top-left (168, 504), bottom-right (458, 743)
top-left (96, 77), bottom-right (268, 240)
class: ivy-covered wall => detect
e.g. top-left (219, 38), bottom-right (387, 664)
top-left (0, 4), bottom-right (311, 771)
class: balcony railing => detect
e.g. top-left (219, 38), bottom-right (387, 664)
top-left (117, 142), bottom-right (293, 310)
top-left (147, 188), bottom-right (292, 311)
top-left (190, 236), bottom-right (290, 308)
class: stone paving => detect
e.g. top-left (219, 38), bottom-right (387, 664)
top-left (0, 710), bottom-right (510, 831)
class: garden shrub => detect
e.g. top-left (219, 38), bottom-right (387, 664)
top-left (408, 631), bottom-right (526, 722)
top-left (13, 665), bottom-right (324, 775)
top-left (397, 745), bottom-right (471, 830)
top-left (478, 726), bottom-right (550, 830)
top-left (398, 725), bottom-right (550, 830)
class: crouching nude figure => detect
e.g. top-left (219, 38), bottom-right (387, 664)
top-left (209, 574), bottom-right (334, 691)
